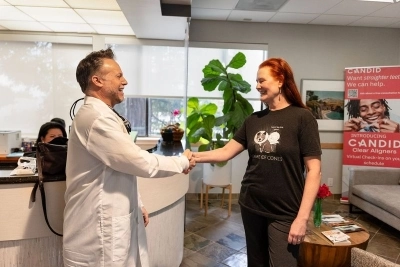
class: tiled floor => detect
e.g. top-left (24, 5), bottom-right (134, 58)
top-left (181, 196), bottom-right (400, 266)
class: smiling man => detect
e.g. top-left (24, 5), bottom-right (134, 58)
top-left (63, 48), bottom-right (195, 267)
top-left (344, 99), bottom-right (400, 132)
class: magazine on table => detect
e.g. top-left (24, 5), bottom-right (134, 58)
top-left (333, 224), bottom-right (364, 233)
top-left (321, 229), bottom-right (351, 245)
top-left (321, 214), bottom-right (346, 223)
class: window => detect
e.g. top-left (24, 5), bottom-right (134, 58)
top-left (111, 43), bottom-right (267, 137)
top-left (115, 97), bottom-right (184, 136)
top-left (115, 97), bottom-right (262, 137)
top-left (0, 40), bottom-right (91, 137)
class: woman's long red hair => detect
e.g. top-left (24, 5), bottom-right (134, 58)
top-left (259, 58), bottom-right (307, 109)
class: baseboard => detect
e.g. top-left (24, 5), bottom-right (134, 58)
top-left (185, 193), bottom-right (239, 200)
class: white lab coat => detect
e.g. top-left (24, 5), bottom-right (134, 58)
top-left (63, 96), bottom-right (189, 267)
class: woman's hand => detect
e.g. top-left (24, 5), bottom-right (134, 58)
top-left (288, 217), bottom-right (307, 245)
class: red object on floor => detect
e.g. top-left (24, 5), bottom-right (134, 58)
top-left (340, 197), bottom-right (349, 204)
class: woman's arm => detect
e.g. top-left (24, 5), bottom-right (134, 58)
top-left (193, 139), bottom-right (245, 163)
top-left (288, 156), bottom-right (321, 244)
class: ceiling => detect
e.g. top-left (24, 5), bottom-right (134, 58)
top-left (0, 0), bottom-right (400, 40)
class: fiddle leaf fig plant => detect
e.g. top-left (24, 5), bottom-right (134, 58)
top-left (186, 97), bottom-right (225, 152)
top-left (186, 52), bottom-right (254, 166)
top-left (200, 52), bottom-right (254, 139)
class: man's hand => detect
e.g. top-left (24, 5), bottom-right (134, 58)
top-left (142, 206), bottom-right (149, 227)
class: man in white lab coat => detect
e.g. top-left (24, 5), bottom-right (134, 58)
top-left (63, 48), bottom-right (195, 267)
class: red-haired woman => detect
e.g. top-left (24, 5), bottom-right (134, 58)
top-left (193, 58), bottom-right (322, 266)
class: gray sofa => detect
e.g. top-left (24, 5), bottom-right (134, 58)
top-left (348, 167), bottom-right (400, 232)
top-left (351, 247), bottom-right (400, 267)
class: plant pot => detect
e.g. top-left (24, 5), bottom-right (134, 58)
top-left (203, 160), bottom-right (232, 186)
top-left (161, 132), bottom-right (173, 143)
top-left (173, 131), bottom-right (184, 141)
top-left (161, 124), bottom-right (184, 142)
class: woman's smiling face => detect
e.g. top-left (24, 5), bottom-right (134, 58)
top-left (256, 67), bottom-right (282, 104)
top-left (359, 99), bottom-right (386, 124)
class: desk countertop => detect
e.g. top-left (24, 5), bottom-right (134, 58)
top-left (0, 170), bottom-right (66, 184)
top-left (0, 140), bottom-right (184, 184)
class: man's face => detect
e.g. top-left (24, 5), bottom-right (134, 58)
top-left (359, 99), bottom-right (386, 124)
top-left (98, 58), bottom-right (128, 107)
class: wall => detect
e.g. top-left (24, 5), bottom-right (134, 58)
top-left (187, 20), bottom-right (400, 194)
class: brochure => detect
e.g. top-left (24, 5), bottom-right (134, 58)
top-left (333, 224), bottom-right (364, 233)
top-left (321, 230), bottom-right (351, 244)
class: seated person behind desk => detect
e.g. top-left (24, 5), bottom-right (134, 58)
top-left (23, 122), bottom-right (150, 226)
top-left (23, 121), bottom-right (67, 157)
top-left (51, 117), bottom-right (66, 130)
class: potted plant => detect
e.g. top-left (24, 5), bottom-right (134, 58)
top-left (186, 51), bottom-right (254, 174)
top-left (160, 109), bottom-right (184, 142)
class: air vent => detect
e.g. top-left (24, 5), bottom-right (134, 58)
top-left (235, 0), bottom-right (288, 12)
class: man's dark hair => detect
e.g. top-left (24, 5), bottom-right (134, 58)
top-left (345, 99), bottom-right (391, 119)
top-left (50, 117), bottom-right (66, 128)
top-left (76, 48), bottom-right (115, 93)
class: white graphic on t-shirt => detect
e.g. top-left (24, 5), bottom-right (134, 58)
top-left (254, 131), bottom-right (269, 152)
top-left (254, 130), bottom-right (280, 153)
top-left (268, 131), bottom-right (280, 153)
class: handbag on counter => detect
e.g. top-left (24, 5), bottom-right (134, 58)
top-left (30, 136), bottom-right (68, 236)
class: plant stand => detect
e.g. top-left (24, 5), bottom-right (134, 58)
top-left (200, 180), bottom-right (232, 217)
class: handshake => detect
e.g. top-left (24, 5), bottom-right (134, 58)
top-left (182, 149), bottom-right (196, 174)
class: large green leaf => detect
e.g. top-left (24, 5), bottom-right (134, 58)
top-left (203, 59), bottom-right (225, 75)
top-left (201, 76), bottom-right (221, 92)
top-left (187, 97), bottom-right (199, 110)
top-left (229, 74), bottom-right (251, 93)
top-left (222, 89), bottom-right (234, 114)
top-left (229, 102), bottom-right (248, 129)
top-left (228, 73), bottom-right (243, 82)
top-left (187, 113), bottom-right (201, 129)
top-left (215, 115), bottom-right (228, 127)
top-left (226, 52), bottom-right (246, 69)
top-left (237, 94), bottom-right (254, 115)
top-left (198, 143), bottom-right (210, 152)
top-left (236, 80), bottom-right (252, 94)
top-left (189, 127), bottom-right (204, 143)
top-left (216, 161), bottom-right (228, 167)
top-left (202, 116), bottom-right (216, 137)
top-left (199, 103), bottom-right (218, 115)
top-left (217, 80), bottom-right (229, 92)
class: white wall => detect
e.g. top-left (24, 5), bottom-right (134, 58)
top-left (188, 21), bottom-right (400, 194)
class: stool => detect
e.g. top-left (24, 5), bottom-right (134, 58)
top-left (200, 179), bottom-right (232, 217)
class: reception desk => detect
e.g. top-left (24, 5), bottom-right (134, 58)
top-left (0, 140), bottom-right (188, 267)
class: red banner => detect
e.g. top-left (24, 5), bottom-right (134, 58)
top-left (343, 65), bottom-right (400, 168)
top-left (343, 132), bottom-right (400, 167)
top-left (345, 67), bottom-right (400, 99)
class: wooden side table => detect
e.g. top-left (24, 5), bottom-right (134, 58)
top-left (298, 216), bottom-right (370, 267)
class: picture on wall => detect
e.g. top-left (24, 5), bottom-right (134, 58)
top-left (300, 79), bottom-right (345, 131)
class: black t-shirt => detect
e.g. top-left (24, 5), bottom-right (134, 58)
top-left (233, 105), bottom-right (322, 220)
